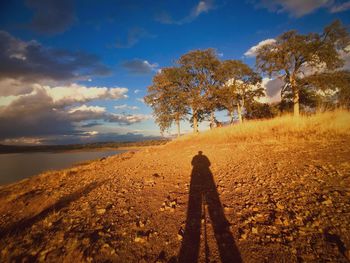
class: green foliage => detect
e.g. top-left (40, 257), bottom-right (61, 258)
top-left (299, 71), bottom-right (350, 109)
top-left (245, 102), bottom-right (277, 119)
top-left (144, 67), bottom-right (189, 135)
top-left (216, 60), bottom-right (263, 122)
top-left (256, 20), bottom-right (350, 116)
top-left (178, 48), bottom-right (221, 131)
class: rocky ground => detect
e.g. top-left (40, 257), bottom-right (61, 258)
top-left (0, 137), bottom-right (350, 262)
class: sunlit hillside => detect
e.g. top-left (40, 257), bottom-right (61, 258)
top-left (170, 110), bottom-right (350, 146)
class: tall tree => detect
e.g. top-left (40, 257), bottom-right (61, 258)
top-left (178, 49), bottom-right (220, 132)
top-left (217, 60), bottom-right (263, 123)
top-left (256, 20), bottom-right (350, 116)
top-left (144, 67), bottom-right (188, 137)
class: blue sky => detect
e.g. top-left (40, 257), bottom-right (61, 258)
top-left (0, 0), bottom-right (349, 144)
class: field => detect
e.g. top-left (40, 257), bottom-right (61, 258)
top-left (0, 111), bottom-right (350, 262)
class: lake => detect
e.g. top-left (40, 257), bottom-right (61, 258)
top-left (0, 150), bottom-right (126, 186)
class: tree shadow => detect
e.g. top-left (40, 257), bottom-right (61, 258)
top-left (0, 180), bottom-right (105, 237)
top-left (177, 151), bottom-right (242, 263)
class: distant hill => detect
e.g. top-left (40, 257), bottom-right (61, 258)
top-left (0, 139), bottom-right (169, 154)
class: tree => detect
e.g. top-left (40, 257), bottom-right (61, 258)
top-left (299, 70), bottom-right (350, 110)
top-left (256, 20), bottom-right (350, 117)
top-left (216, 60), bottom-right (263, 123)
top-left (245, 102), bottom-right (277, 120)
top-left (144, 67), bottom-right (188, 137)
top-left (178, 49), bottom-right (220, 132)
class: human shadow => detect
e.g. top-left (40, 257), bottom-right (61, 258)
top-left (178, 151), bottom-right (242, 263)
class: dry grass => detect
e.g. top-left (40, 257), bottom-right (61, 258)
top-left (170, 110), bottom-right (350, 146)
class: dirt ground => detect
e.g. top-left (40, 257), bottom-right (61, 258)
top-left (0, 137), bottom-right (350, 262)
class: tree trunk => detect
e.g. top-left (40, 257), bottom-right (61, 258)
top-left (210, 111), bottom-right (215, 129)
top-left (229, 110), bottom-right (234, 124)
top-left (290, 76), bottom-right (300, 117)
top-left (192, 109), bottom-right (199, 133)
top-left (293, 88), bottom-right (300, 117)
top-left (176, 118), bottom-right (180, 137)
top-left (237, 104), bottom-right (243, 124)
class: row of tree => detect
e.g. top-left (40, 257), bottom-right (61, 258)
top-left (145, 20), bottom-right (350, 136)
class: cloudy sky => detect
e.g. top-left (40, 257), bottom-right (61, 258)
top-left (0, 0), bottom-right (349, 145)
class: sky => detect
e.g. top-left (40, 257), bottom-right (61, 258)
top-left (0, 0), bottom-right (349, 145)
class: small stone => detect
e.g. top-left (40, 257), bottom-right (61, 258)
top-left (322, 199), bottom-right (332, 206)
top-left (240, 233), bottom-right (248, 240)
top-left (276, 202), bottom-right (285, 210)
top-left (96, 208), bottom-right (106, 215)
top-left (134, 237), bottom-right (146, 243)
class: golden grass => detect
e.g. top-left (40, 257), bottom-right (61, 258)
top-left (170, 110), bottom-right (350, 146)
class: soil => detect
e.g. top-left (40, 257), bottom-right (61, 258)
top-left (0, 137), bottom-right (349, 262)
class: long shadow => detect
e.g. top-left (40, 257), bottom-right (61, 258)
top-left (0, 180), bottom-right (105, 237)
top-left (178, 151), bottom-right (242, 263)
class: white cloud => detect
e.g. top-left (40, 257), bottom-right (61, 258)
top-left (69, 105), bottom-right (106, 114)
top-left (252, 0), bottom-right (333, 17)
top-left (193, 0), bottom-right (213, 16)
top-left (43, 84), bottom-right (128, 105)
top-left (114, 104), bottom-right (139, 110)
top-left (155, 0), bottom-right (215, 25)
top-left (244, 38), bottom-right (276, 57)
top-left (136, 97), bottom-right (145, 103)
top-left (83, 131), bottom-right (99, 136)
top-left (0, 83), bottom-right (128, 107)
top-left (258, 77), bottom-right (284, 103)
top-left (330, 1), bottom-right (350, 13)
top-left (134, 89), bottom-right (141, 94)
top-left (108, 113), bottom-right (152, 124)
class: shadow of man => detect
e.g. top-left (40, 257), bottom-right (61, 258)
top-left (178, 151), bottom-right (242, 263)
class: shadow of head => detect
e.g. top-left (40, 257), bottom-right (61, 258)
top-left (191, 150), bottom-right (211, 169)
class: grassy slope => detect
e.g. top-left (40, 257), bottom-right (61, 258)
top-left (171, 110), bottom-right (350, 145)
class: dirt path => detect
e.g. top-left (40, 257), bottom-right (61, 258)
top-left (0, 138), bottom-right (349, 262)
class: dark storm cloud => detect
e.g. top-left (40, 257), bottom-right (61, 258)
top-left (0, 89), bottom-right (150, 140)
top-left (0, 31), bottom-right (111, 83)
top-left (26, 0), bottom-right (75, 34)
top-left (121, 59), bottom-right (158, 74)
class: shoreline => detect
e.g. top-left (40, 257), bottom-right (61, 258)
top-left (0, 148), bottom-right (141, 187)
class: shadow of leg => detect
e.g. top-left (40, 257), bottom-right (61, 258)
top-left (178, 182), bottom-right (202, 263)
top-left (206, 187), bottom-right (242, 263)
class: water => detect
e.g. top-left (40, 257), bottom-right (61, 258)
top-left (0, 150), bottom-right (127, 186)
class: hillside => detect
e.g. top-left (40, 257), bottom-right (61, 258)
top-left (0, 111), bottom-right (350, 262)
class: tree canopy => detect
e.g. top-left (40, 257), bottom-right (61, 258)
top-left (256, 20), bottom-right (350, 116)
